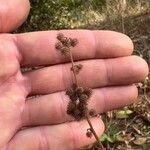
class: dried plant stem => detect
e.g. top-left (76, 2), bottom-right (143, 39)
top-left (69, 50), bottom-right (78, 85)
top-left (86, 115), bottom-right (105, 150)
top-left (69, 50), bottom-right (104, 150)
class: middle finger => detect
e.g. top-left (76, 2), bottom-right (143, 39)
top-left (25, 56), bottom-right (147, 95)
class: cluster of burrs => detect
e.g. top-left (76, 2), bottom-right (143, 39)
top-left (66, 83), bottom-right (92, 121)
top-left (55, 33), bottom-right (83, 74)
top-left (55, 33), bottom-right (78, 55)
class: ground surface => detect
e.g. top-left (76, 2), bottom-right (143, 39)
top-left (16, 1), bottom-right (150, 149)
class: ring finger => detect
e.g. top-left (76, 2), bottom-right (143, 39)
top-left (22, 85), bottom-right (137, 126)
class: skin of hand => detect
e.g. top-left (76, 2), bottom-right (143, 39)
top-left (0, 0), bottom-right (149, 150)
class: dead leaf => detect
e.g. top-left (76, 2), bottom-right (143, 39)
top-left (133, 137), bottom-right (147, 145)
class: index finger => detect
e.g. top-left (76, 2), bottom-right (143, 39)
top-left (15, 30), bottom-right (134, 67)
top-left (0, 0), bottom-right (30, 33)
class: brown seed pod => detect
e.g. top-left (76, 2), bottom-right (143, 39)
top-left (78, 102), bottom-right (88, 117)
top-left (70, 38), bottom-right (78, 47)
top-left (57, 33), bottom-right (64, 41)
top-left (79, 94), bottom-right (89, 102)
top-left (89, 109), bottom-right (97, 117)
top-left (77, 64), bottom-right (83, 69)
top-left (74, 113), bottom-right (82, 121)
top-left (71, 64), bottom-right (83, 74)
top-left (55, 42), bottom-right (63, 50)
top-left (74, 108), bottom-right (80, 116)
top-left (75, 109), bottom-right (86, 121)
top-left (60, 47), bottom-right (70, 55)
top-left (66, 88), bottom-right (74, 96)
top-left (84, 87), bottom-right (92, 98)
top-left (62, 38), bottom-right (72, 47)
top-left (76, 87), bottom-right (84, 95)
top-left (69, 94), bottom-right (78, 101)
top-left (77, 102), bottom-right (85, 110)
top-left (60, 37), bottom-right (68, 45)
top-left (86, 128), bottom-right (93, 138)
top-left (67, 101), bottom-right (76, 115)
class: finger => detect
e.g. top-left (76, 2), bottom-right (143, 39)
top-left (0, 0), bottom-right (30, 32)
top-left (8, 118), bottom-right (104, 150)
top-left (16, 30), bottom-right (133, 66)
top-left (24, 56), bottom-right (148, 95)
top-left (22, 85), bottom-right (137, 126)
top-left (0, 36), bottom-right (20, 83)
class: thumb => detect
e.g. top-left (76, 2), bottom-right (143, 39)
top-left (0, 0), bottom-right (30, 33)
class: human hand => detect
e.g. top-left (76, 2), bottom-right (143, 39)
top-left (0, 0), bottom-right (29, 33)
top-left (0, 0), bottom-right (149, 150)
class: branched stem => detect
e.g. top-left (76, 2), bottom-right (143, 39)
top-left (69, 49), bottom-right (104, 150)
top-left (55, 33), bottom-right (105, 149)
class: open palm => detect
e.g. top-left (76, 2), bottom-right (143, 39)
top-left (0, 0), bottom-right (148, 150)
